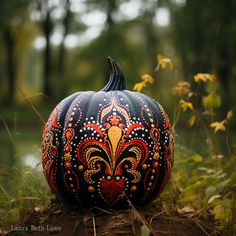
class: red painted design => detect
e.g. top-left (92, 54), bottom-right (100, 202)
top-left (100, 178), bottom-right (125, 203)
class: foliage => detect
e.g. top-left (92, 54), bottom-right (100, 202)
top-left (141, 55), bottom-right (236, 231)
top-left (0, 163), bottom-right (51, 232)
top-left (133, 74), bottom-right (154, 92)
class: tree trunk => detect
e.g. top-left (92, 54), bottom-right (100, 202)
top-left (57, 0), bottom-right (71, 98)
top-left (3, 28), bottom-right (16, 105)
top-left (42, 10), bottom-right (53, 100)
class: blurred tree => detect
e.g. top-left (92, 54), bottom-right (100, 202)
top-left (214, 0), bottom-right (236, 111)
top-left (170, 0), bottom-right (236, 111)
top-left (140, 0), bottom-right (159, 69)
top-left (34, 0), bottom-right (54, 100)
top-left (0, 0), bottom-right (29, 104)
top-left (57, 0), bottom-right (72, 80)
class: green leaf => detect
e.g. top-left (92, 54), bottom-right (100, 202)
top-left (208, 194), bottom-right (221, 204)
top-left (184, 181), bottom-right (203, 193)
top-left (187, 154), bottom-right (203, 163)
top-left (213, 199), bottom-right (232, 223)
top-left (222, 198), bottom-right (232, 208)
top-left (198, 167), bottom-right (214, 173)
top-left (205, 186), bottom-right (217, 197)
top-left (217, 179), bottom-right (231, 191)
top-left (203, 93), bottom-right (221, 109)
top-left (141, 225), bottom-right (151, 236)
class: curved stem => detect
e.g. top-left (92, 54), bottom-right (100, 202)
top-left (101, 57), bottom-right (126, 91)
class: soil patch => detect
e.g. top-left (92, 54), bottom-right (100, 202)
top-left (6, 203), bottom-right (218, 236)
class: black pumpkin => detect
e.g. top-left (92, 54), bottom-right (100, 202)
top-left (42, 57), bottom-right (174, 208)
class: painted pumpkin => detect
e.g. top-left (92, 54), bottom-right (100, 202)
top-left (42, 57), bottom-right (174, 208)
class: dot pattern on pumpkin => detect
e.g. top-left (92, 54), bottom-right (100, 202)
top-left (41, 58), bottom-right (174, 208)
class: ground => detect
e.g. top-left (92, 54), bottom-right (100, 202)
top-left (6, 200), bottom-right (219, 236)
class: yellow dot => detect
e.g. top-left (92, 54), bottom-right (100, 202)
top-left (78, 165), bottom-right (84, 171)
top-left (142, 164), bottom-right (147, 169)
top-left (65, 153), bottom-right (71, 160)
top-left (68, 123), bottom-right (72, 127)
top-left (69, 117), bottom-right (73, 121)
top-left (69, 177), bottom-right (72, 181)
top-left (131, 186), bottom-right (137, 192)
top-left (152, 169), bottom-right (156, 173)
top-left (71, 112), bottom-right (75, 115)
top-left (148, 113), bottom-right (151, 116)
top-left (150, 118), bottom-right (154, 122)
top-left (88, 186), bottom-right (95, 192)
top-left (151, 124), bottom-right (155, 128)
top-left (154, 153), bottom-right (159, 159)
top-left (151, 175), bottom-right (155, 180)
top-left (70, 184), bottom-right (74, 187)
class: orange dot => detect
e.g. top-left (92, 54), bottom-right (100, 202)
top-left (142, 164), bottom-right (147, 169)
top-left (65, 130), bottom-right (72, 140)
top-left (152, 169), bottom-right (156, 173)
top-left (151, 175), bottom-right (155, 180)
top-left (88, 186), bottom-right (95, 192)
top-left (65, 153), bottom-right (71, 160)
top-left (148, 182), bottom-right (152, 186)
top-left (65, 162), bottom-right (72, 169)
top-left (65, 145), bottom-right (71, 152)
top-left (131, 186), bottom-right (137, 192)
top-left (78, 165), bottom-right (84, 171)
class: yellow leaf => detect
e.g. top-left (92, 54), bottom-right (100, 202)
top-left (194, 73), bottom-right (216, 83)
top-left (172, 81), bottom-right (191, 96)
top-left (141, 74), bottom-right (154, 84)
top-left (203, 93), bottom-right (221, 109)
top-left (133, 81), bottom-right (147, 92)
top-left (187, 115), bottom-right (197, 127)
top-left (210, 121), bottom-right (226, 133)
top-left (226, 110), bottom-right (233, 121)
top-left (180, 99), bottom-right (193, 112)
top-left (155, 54), bottom-right (173, 71)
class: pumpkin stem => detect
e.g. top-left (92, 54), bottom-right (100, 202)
top-left (101, 57), bottom-right (126, 91)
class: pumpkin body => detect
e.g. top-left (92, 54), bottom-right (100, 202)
top-left (42, 58), bottom-right (174, 208)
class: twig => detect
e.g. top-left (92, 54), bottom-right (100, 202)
top-left (92, 216), bottom-right (97, 236)
top-left (225, 126), bottom-right (232, 157)
top-left (149, 211), bottom-right (164, 225)
top-left (125, 195), bottom-right (158, 236)
top-left (190, 218), bottom-right (210, 236)
top-left (90, 207), bottom-right (114, 215)
top-left (0, 116), bottom-right (17, 149)
top-left (16, 84), bottom-right (46, 125)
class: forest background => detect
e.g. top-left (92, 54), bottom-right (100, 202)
top-left (0, 0), bottom-right (236, 234)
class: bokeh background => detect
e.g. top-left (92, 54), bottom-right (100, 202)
top-left (0, 0), bottom-right (236, 231)
top-left (1, 0), bottom-right (236, 169)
